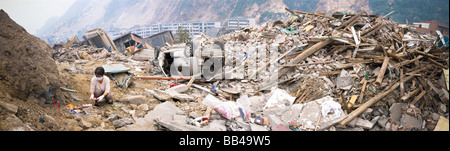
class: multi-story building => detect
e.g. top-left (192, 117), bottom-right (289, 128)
top-left (227, 17), bottom-right (256, 30)
top-left (109, 21), bottom-right (221, 39)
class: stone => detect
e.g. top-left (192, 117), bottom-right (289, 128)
top-left (137, 104), bottom-right (149, 111)
top-left (120, 102), bottom-right (184, 131)
top-left (129, 104), bottom-right (138, 110)
top-left (107, 114), bottom-right (120, 122)
top-left (121, 95), bottom-right (147, 105)
top-left (370, 116), bottom-right (380, 126)
top-left (389, 103), bottom-right (406, 122)
top-left (378, 107), bottom-right (389, 117)
top-left (385, 122), bottom-right (391, 131)
top-left (43, 115), bottom-right (58, 128)
top-left (335, 77), bottom-right (353, 90)
top-left (405, 114), bottom-right (422, 129)
top-left (79, 119), bottom-right (93, 129)
top-left (356, 118), bottom-right (374, 129)
top-left (432, 113), bottom-right (441, 121)
top-left (372, 110), bottom-right (382, 117)
top-left (172, 93), bottom-right (194, 102)
top-left (0, 100), bottom-right (18, 114)
top-left (147, 89), bottom-right (171, 101)
top-left (348, 117), bottom-right (357, 127)
top-left (335, 70), bottom-right (353, 90)
top-left (0, 114), bottom-right (34, 131)
top-left (377, 115), bottom-right (388, 129)
top-left (362, 108), bottom-right (373, 117)
top-left (166, 84), bottom-right (189, 93)
top-left (113, 118), bottom-right (133, 129)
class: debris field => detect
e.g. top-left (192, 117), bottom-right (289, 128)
top-left (0, 8), bottom-right (448, 131)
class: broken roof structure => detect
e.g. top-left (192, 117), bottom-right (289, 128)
top-left (113, 32), bottom-right (143, 53)
top-left (143, 31), bottom-right (174, 48)
top-left (82, 28), bottom-right (118, 52)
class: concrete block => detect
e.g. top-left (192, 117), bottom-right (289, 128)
top-left (356, 117), bottom-right (374, 129)
top-left (405, 114), bottom-right (422, 129)
top-left (389, 103), bottom-right (406, 122)
top-left (121, 95), bottom-right (147, 105)
top-left (377, 115), bottom-right (388, 129)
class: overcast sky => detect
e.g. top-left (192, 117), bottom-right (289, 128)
top-left (0, 0), bottom-right (76, 35)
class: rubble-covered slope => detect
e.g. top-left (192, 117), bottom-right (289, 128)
top-left (0, 9), bottom-right (61, 101)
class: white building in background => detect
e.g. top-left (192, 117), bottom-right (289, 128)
top-left (227, 17), bottom-right (256, 30)
top-left (109, 21), bottom-right (221, 39)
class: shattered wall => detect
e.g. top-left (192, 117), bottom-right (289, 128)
top-left (0, 9), bottom-right (61, 101)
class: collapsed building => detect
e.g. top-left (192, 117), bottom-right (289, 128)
top-left (82, 28), bottom-right (118, 52)
top-left (113, 33), bottom-right (144, 53)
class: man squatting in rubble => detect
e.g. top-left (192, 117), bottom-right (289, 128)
top-left (90, 67), bottom-right (113, 106)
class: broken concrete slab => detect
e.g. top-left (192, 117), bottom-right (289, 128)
top-left (121, 95), bottom-right (147, 105)
top-left (356, 117), bottom-right (374, 129)
top-left (113, 118), bottom-right (134, 129)
top-left (404, 114), bottom-right (422, 129)
top-left (389, 103), bottom-right (406, 122)
top-left (335, 70), bottom-right (354, 90)
top-left (132, 49), bottom-right (155, 61)
top-left (348, 117), bottom-right (357, 127)
top-left (79, 118), bottom-right (93, 129)
top-left (137, 104), bottom-right (149, 111)
top-left (155, 118), bottom-right (213, 131)
top-left (377, 115), bottom-right (389, 129)
top-left (166, 84), bottom-right (189, 93)
top-left (146, 89), bottom-right (171, 101)
top-left (171, 93), bottom-right (194, 102)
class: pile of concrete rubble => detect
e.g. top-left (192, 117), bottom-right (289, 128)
top-left (53, 9), bottom-right (449, 131)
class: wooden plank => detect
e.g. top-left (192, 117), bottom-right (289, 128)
top-left (248, 46), bottom-right (296, 80)
top-left (400, 69), bottom-right (405, 95)
top-left (375, 56), bottom-right (390, 85)
top-left (338, 68), bottom-right (424, 126)
top-left (411, 91), bottom-right (427, 105)
top-left (336, 11), bottom-right (365, 30)
top-left (358, 78), bottom-right (368, 104)
top-left (400, 89), bottom-right (419, 102)
top-left (275, 38), bottom-right (334, 80)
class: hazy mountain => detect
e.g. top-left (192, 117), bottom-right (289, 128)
top-left (38, 0), bottom-right (449, 44)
